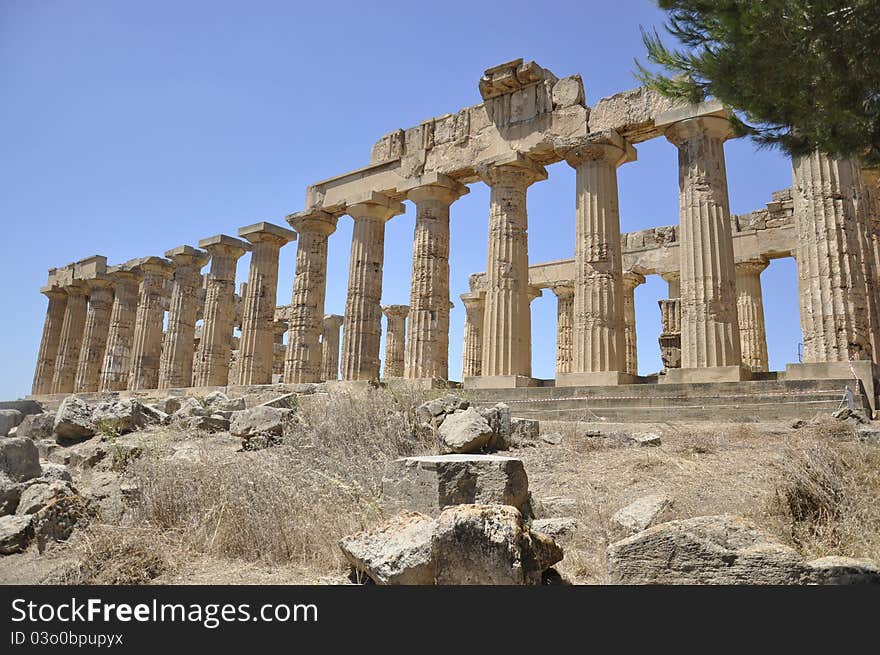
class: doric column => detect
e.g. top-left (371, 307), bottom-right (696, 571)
top-left (32, 277), bottom-right (67, 395)
top-left (550, 284), bottom-right (574, 376)
top-left (193, 235), bottom-right (250, 387)
top-left (99, 262), bottom-right (143, 391)
top-left (460, 292), bottom-right (485, 379)
top-left (662, 112), bottom-right (743, 379)
top-left (237, 222), bottom-right (296, 385)
top-left (272, 318), bottom-right (288, 378)
top-left (401, 173), bottom-right (468, 381)
top-left (128, 257), bottom-right (175, 390)
top-left (792, 151), bottom-right (871, 362)
top-left (622, 271), bottom-right (645, 377)
top-left (158, 246), bottom-right (208, 389)
top-left (559, 131), bottom-right (635, 386)
top-left (320, 314), bottom-right (344, 382)
top-left (863, 168), bottom-right (880, 362)
top-left (340, 193), bottom-right (405, 381)
top-left (658, 270), bottom-right (682, 372)
top-left (73, 278), bottom-right (115, 392)
top-left (50, 280), bottom-right (89, 394)
top-left (847, 161), bottom-right (880, 360)
top-left (381, 305), bottom-right (409, 378)
top-left (475, 155), bottom-right (547, 381)
top-left (735, 258), bottom-right (770, 372)
top-left (284, 210), bottom-right (338, 383)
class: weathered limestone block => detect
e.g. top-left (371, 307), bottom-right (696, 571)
top-left (53, 396), bottom-right (95, 442)
top-left (0, 410), bottom-right (23, 437)
top-left (806, 556), bottom-right (880, 584)
top-left (588, 86), bottom-right (679, 143)
top-left (735, 258), bottom-right (770, 372)
top-left (621, 271), bottom-right (644, 376)
top-left (437, 406), bottom-right (493, 454)
top-left (128, 257), bottom-right (175, 390)
top-left (99, 262), bottom-right (143, 392)
top-left (0, 515), bottom-right (35, 555)
top-left (550, 284), bottom-right (574, 375)
top-left (476, 155), bottom-right (547, 379)
top-left (401, 174), bottom-right (468, 381)
top-left (611, 493), bottom-right (673, 535)
top-left (341, 193), bottom-right (405, 381)
top-left (194, 235), bottom-right (250, 387)
top-left (380, 454), bottom-right (530, 517)
top-left (50, 280), bottom-right (89, 394)
top-left (319, 314), bottom-right (344, 382)
top-left (32, 282), bottom-right (67, 395)
top-left (73, 278), bottom-right (114, 393)
top-left (237, 222), bottom-right (296, 385)
top-left (381, 305), bottom-right (409, 378)
top-left (460, 292), bottom-right (485, 378)
top-left (14, 413), bottom-right (54, 441)
top-left (158, 246), bottom-right (209, 389)
top-left (0, 437), bottom-right (41, 483)
top-left (229, 405), bottom-right (292, 439)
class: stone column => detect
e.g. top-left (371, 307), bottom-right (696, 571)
top-left (50, 280), bottom-right (89, 394)
top-left (848, 162), bottom-right (880, 360)
top-left (193, 235), bottom-right (250, 387)
top-left (474, 155), bottom-right (547, 384)
top-left (560, 131), bottom-right (635, 386)
top-left (550, 284), bottom-right (574, 376)
top-left (272, 318), bottom-right (288, 378)
top-left (320, 314), bottom-right (344, 382)
top-left (460, 292), bottom-right (485, 379)
top-left (661, 111), bottom-right (744, 382)
top-left (863, 168), bottom-right (880, 362)
top-left (284, 210), bottom-right (338, 383)
top-left (622, 271), bottom-right (645, 377)
top-left (237, 222), bottom-right (296, 385)
top-left (735, 258), bottom-right (770, 372)
top-left (658, 298), bottom-right (682, 372)
top-left (340, 193), bottom-right (405, 381)
top-left (401, 174), bottom-right (468, 382)
top-left (99, 262), bottom-right (143, 391)
top-left (128, 257), bottom-right (175, 390)
top-left (382, 305), bottom-right (409, 378)
top-left (73, 278), bottom-right (115, 392)
top-left (32, 280), bottom-right (67, 395)
top-left (158, 246), bottom-right (208, 389)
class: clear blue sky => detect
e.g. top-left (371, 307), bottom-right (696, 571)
top-left (0, 0), bottom-right (799, 399)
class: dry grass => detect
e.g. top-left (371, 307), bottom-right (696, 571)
top-left (51, 526), bottom-right (171, 585)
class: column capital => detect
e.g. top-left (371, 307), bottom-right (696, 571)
top-left (137, 256), bottom-right (176, 277)
top-left (85, 276), bottom-right (115, 293)
top-left (323, 314), bottom-right (344, 329)
top-left (238, 221), bottom-right (297, 246)
top-left (346, 191), bottom-right (405, 223)
top-left (658, 270), bottom-right (680, 285)
top-left (476, 153), bottom-right (547, 188)
top-left (107, 259), bottom-right (145, 283)
top-left (402, 172), bottom-right (469, 205)
top-left (382, 304), bottom-right (409, 319)
top-left (550, 283), bottom-right (574, 299)
top-left (735, 257), bottom-right (769, 275)
top-left (460, 291), bottom-right (485, 310)
top-left (286, 209), bottom-right (339, 237)
top-left (165, 245), bottom-right (210, 269)
top-left (562, 130), bottom-right (636, 168)
top-left (62, 280), bottom-right (90, 296)
top-left (622, 270), bottom-right (646, 290)
top-left (528, 285), bottom-right (543, 302)
top-left (198, 234), bottom-right (251, 259)
top-left (663, 114), bottom-right (733, 147)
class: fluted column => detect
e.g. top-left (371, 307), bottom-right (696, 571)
top-left (99, 262), bottom-right (143, 391)
top-left (194, 235), bottom-right (250, 387)
top-left (550, 284), bottom-right (574, 376)
top-left (237, 222), bottom-right (296, 385)
top-left (73, 278), bottom-right (114, 392)
top-left (461, 292), bottom-right (485, 379)
top-left (475, 155), bottom-right (546, 382)
top-left (847, 161), bottom-right (880, 360)
top-left (128, 257), bottom-right (175, 390)
top-left (622, 271), bottom-right (645, 377)
top-left (792, 151), bottom-right (871, 362)
top-left (658, 270), bottom-right (682, 372)
top-left (158, 246), bottom-right (208, 389)
top-left (341, 194), bottom-right (405, 381)
top-left (50, 281), bottom-right (88, 394)
top-left (284, 211), bottom-right (338, 383)
top-left (382, 305), bottom-right (409, 378)
top-left (320, 314), bottom-right (344, 382)
top-left (401, 174), bottom-right (468, 381)
top-left (559, 131), bottom-right (635, 386)
top-left (735, 258), bottom-right (769, 372)
top-left (663, 113), bottom-right (743, 380)
top-left (863, 168), bottom-right (880, 362)
top-left (272, 319), bottom-right (288, 378)
top-left (32, 280), bottom-right (68, 395)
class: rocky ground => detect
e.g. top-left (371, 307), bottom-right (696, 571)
top-left (0, 387), bottom-right (878, 585)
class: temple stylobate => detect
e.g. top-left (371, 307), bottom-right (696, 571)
top-left (28, 58), bottom-right (880, 416)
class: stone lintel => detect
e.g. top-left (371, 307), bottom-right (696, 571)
top-left (164, 244), bottom-right (209, 265)
top-left (72, 255), bottom-right (108, 279)
top-left (479, 59), bottom-right (555, 100)
top-left (654, 99), bottom-right (728, 130)
top-left (198, 234), bottom-right (251, 254)
top-left (662, 365), bottom-right (751, 384)
top-left (463, 375), bottom-right (539, 389)
top-left (238, 221), bottom-right (297, 244)
top-left (556, 371), bottom-right (638, 387)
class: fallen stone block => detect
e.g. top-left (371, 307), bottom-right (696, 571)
top-left (416, 395), bottom-right (469, 428)
top-left (53, 397), bottom-right (96, 442)
top-left (16, 412), bottom-right (56, 441)
top-left (203, 391), bottom-right (246, 413)
top-left (0, 514), bottom-right (34, 555)
top-left (92, 398), bottom-right (155, 435)
top-left (0, 474), bottom-right (22, 516)
top-left (531, 517), bottom-right (579, 543)
top-left (16, 480), bottom-right (76, 516)
top-left (381, 454), bottom-right (531, 518)
top-left (856, 426), bottom-right (880, 442)
top-left (631, 433), bottom-right (661, 447)
top-left (0, 437), bottom-right (41, 482)
top-left (536, 496), bottom-right (578, 517)
top-left (612, 493), bottom-right (674, 535)
top-left (39, 463), bottom-right (72, 483)
top-left (340, 511), bottom-right (436, 585)
top-left (805, 556), bottom-right (880, 584)
top-left (0, 409), bottom-right (24, 437)
top-left (229, 406), bottom-right (292, 439)
top-left (438, 406), bottom-right (493, 454)
top-left (480, 403), bottom-right (512, 448)
top-left (540, 432), bottom-right (563, 445)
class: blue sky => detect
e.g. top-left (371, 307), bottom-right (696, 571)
top-left (0, 0), bottom-right (799, 399)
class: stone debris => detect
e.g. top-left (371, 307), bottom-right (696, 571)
top-left (437, 406), bottom-right (493, 454)
top-left (16, 480), bottom-right (76, 516)
top-left (0, 437), bottom-right (41, 482)
top-left (0, 515), bottom-right (35, 555)
top-left (612, 493), bottom-right (674, 534)
top-left (0, 409), bottom-right (24, 437)
top-left (415, 395), bottom-right (470, 430)
top-left (229, 405), bottom-right (292, 439)
top-left (381, 454), bottom-right (532, 518)
top-left (540, 432), bottom-right (563, 445)
top-left (340, 504), bottom-right (563, 585)
top-left (16, 412), bottom-right (56, 440)
top-left (53, 396), bottom-right (96, 442)
top-left (531, 517), bottom-right (579, 543)
top-left (536, 496), bottom-right (578, 517)
top-left (805, 556), bottom-right (880, 585)
top-left (856, 426), bottom-right (880, 442)
top-left (631, 433), bottom-right (661, 447)
top-left (92, 398), bottom-right (154, 435)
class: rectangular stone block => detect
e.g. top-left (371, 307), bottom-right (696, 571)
top-left (661, 365), bottom-right (751, 384)
top-left (381, 454), bottom-right (530, 518)
top-left (786, 361), bottom-right (879, 414)
top-left (556, 371), bottom-right (638, 387)
top-left (463, 375), bottom-right (538, 389)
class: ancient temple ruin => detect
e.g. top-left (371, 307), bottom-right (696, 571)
top-left (28, 59), bottom-right (880, 418)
